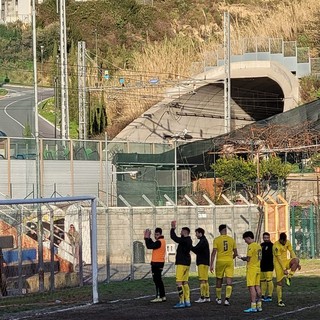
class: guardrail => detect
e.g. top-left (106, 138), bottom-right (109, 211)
top-left (0, 137), bottom-right (172, 161)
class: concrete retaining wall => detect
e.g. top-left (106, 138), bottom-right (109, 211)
top-left (95, 204), bottom-right (260, 281)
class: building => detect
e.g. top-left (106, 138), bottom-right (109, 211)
top-left (0, 0), bottom-right (42, 24)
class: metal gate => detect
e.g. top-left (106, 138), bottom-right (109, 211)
top-left (290, 205), bottom-right (317, 258)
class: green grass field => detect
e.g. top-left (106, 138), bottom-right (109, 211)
top-left (0, 259), bottom-right (319, 319)
top-left (38, 98), bottom-right (78, 139)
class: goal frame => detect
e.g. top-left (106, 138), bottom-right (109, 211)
top-left (0, 195), bottom-right (98, 304)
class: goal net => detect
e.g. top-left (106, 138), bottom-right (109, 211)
top-left (0, 195), bottom-right (98, 303)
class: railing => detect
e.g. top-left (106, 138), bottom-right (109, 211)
top-left (0, 137), bottom-right (172, 161)
top-left (193, 37), bottom-right (320, 78)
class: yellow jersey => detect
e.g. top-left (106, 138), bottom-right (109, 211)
top-left (273, 239), bottom-right (296, 262)
top-left (212, 235), bottom-right (237, 262)
top-left (246, 242), bottom-right (262, 270)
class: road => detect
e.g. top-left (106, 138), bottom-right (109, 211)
top-left (0, 84), bottom-right (56, 138)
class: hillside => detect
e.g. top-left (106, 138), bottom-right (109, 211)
top-left (1, 0), bottom-right (320, 139)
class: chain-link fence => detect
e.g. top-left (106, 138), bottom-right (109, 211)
top-left (0, 196), bottom-right (97, 301)
top-left (290, 204), bottom-right (319, 258)
top-left (0, 197), bottom-right (263, 298)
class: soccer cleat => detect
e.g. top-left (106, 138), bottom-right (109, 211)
top-left (204, 297), bottom-right (211, 302)
top-left (285, 277), bottom-right (291, 286)
top-left (150, 297), bottom-right (163, 303)
top-left (195, 298), bottom-right (206, 303)
top-left (224, 299), bottom-right (230, 306)
top-left (244, 307), bottom-right (258, 313)
top-left (184, 301), bottom-right (191, 307)
top-left (262, 296), bottom-right (272, 302)
top-left (257, 307), bottom-right (263, 312)
top-left (215, 298), bottom-right (222, 305)
top-left (278, 301), bottom-right (285, 307)
top-left (173, 302), bottom-right (186, 308)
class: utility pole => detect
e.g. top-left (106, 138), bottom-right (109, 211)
top-left (94, 28), bottom-right (99, 85)
top-left (54, 75), bottom-right (58, 139)
top-left (32, 0), bottom-right (44, 293)
top-left (78, 41), bottom-right (87, 140)
top-left (317, 176), bottom-right (320, 256)
top-left (54, 53), bottom-right (60, 139)
top-left (224, 11), bottom-right (231, 133)
top-left (40, 45), bottom-right (44, 99)
top-left (59, 0), bottom-right (70, 140)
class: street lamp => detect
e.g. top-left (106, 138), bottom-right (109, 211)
top-left (163, 129), bottom-right (193, 205)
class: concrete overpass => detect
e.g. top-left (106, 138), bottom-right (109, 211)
top-left (115, 38), bottom-right (318, 143)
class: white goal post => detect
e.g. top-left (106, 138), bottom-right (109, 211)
top-left (0, 195), bottom-right (99, 304)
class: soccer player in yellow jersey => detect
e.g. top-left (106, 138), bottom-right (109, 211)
top-left (273, 232), bottom-right (301, 307)
top-left (210, 224), bottom-right (238, 306)
top-left (239, 231), bottom-right (262, 313)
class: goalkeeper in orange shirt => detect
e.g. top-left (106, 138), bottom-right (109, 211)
top-left (273, 232), bottom-right (301, 307)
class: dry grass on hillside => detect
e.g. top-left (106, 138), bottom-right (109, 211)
top-left (106, 0), bottom-right (320, 138)
top-left (230, 0), bottom-right (319, 42)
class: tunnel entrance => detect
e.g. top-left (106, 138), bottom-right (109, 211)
top-left (230, 77), bottom-right (284, 121)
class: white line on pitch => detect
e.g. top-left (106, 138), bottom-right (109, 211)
top-left (259, 303), bottom-right (320, 320)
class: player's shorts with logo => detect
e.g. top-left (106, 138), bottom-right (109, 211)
top-left (176, 265), bottom-right (190, 282)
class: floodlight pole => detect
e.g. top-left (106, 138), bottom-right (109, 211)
top-left (224, 11), bottom-right (231, 133)
top-left (32, 0), bottom-right (45, 292)
top-left (32, 0), bottom-right (40, 198)
top-left (59, 0), bottom-right (70, 140)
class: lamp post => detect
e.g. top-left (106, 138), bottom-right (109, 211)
top-left (163, 130), bottom-right (193, 205)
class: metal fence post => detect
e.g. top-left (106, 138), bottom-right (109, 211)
top-left (106, 205), bottom-right (111, 283)
top-left (78, 206), bottom-right (83, 286)
top-left (49, 206), bottom-right (55, 291)
top-left (18, 208), bottom-right (23, 294)
top-left (310, 205), bottom-right (315, 258)
top-left (91, 198), bottom-right (99, 304)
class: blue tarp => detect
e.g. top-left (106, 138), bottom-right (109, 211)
top-left (3, 249), bottom-right (37, 264)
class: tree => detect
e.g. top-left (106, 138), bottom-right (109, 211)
top-left (211, 155), bottom-right (293, 200)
